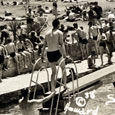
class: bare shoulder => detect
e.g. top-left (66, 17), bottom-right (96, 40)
top-left (57, 29), bottom-right (63, 35)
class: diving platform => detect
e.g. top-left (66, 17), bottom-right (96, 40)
top-left (0, 53), bottom-right (115, 103)
top-left (51, 64), bottom-right (115, 97)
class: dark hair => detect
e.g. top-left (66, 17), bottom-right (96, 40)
top-left (94, 2), bottom-right (98, 5)
top-left (52, 19), bottom-right (60, 29)
top-left (80, 26), bottom-right (83, 30)
top-left (99, 28), bottom-right (103, 33)
top-left (73, 23), bottom-right (78, 29)
top-left (88, 22), bottom-right (93, 26)
top-left (7, 38), bottom-right (12, 43)
top-left (31, 31), bottom-right (35, 36)
top-left (53, 2), bottom-right (57, 8)
top-left (60, 24), bottom-right (65, 32)
top-left (21, 88), bottom-right (29, 98)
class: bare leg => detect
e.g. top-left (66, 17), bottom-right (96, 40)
top-left (99, 47), bottom-right (104, 66)
top-left (86, 43), bottom-right (89, 57)
top-left (79, 43), bottom-right (84, 60)
top-left (21, 52), bottom-right (28, 68)
top-left (83, 44), bottom-right (87, 58)
top-left (0, 65), bottom-right (3, 82)
top-left (14, 56), bottom-right (20, 74)
top-left (50, 63), bottom-right (56, 92)
top-left (60, 58), bottom-right (67, 87)
top-left (94, 40), bottom-right (99, 57)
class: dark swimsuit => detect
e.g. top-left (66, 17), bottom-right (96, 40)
top-left (93, 36), bottom-right (98, 40)
top-left (47, 50), bottom-right (62, 63)
top-left (99, 41), bottom-right (106, 49)
top-left (82, 38), bottom-right (88, 44)
top-left (0, 55), bottom-right (4, 64)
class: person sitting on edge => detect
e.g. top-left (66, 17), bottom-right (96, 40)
top-left (19, 88), bottom-right (55, 115)
top-left (41, 19), bottom-right (67, 92)
top-left (16, 36), bottom-right (28, 69)
top-left (5, 38), bottom-right (20, 74)
top-left (87, 46), bottom-right (96, 69)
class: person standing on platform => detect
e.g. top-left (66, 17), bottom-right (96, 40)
top-left (106, 23), bottom-right (114, 64)
top-left (98, 28), bottom-right (110, 66)
top-left (41, 19), bottom-right (67, 92)
top-left (88, 22), bottom-right (99, 57)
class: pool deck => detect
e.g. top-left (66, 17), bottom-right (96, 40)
top-left (0, 53), bottom-right (115, 101)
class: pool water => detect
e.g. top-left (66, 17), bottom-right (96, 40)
top-left (0, 74), bottom-right (115, 115)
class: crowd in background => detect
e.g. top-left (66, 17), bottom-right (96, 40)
top-left (0, 1), bottom-right (115, 82)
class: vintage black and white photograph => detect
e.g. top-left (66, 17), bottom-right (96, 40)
top-left (0, 0), bottom-right (115, 114)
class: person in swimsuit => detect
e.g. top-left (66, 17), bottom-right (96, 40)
top-left (98, 28), bottom-right (109, 66)
top-left (16, 36), bottom-right (28, 68)
top-left (41, 19), bottom-right (67, 92)
top-left (80, 26), bottom-right (89, 59)
top-left (0, 43), bottom-right (5, 82)
top-left (106, 24), bottom-right (115, 64)
top-left (5, 38), bottom-right (20, 74)
top-left (19, 88), bottom-right (55, 115)
top-left (88, 22), bottom-right (99, 57)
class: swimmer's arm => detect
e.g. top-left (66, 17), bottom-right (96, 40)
top-left (28, 92), bottom-right (55, 104)
top-left (4, 45), bottom-right (8, 55)
top-left (88, 27), bottom-right (92, 39)
top-left (27, 39), bottom-right (34, 48)
top-left (41, 37), bottom-right (47, 58)
top-left (59, 32), bottom-right (66, 58)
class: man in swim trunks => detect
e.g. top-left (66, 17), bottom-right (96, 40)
top-left (106, 23), bottom-right (115, 64)
top-left (5, 38), bottom-right (20, 74)
top-left (88, 22), bottom-right (99, 57)
top-left (41, 19), bottom-right (67, 92)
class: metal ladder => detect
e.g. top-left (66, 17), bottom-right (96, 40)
top-left (50, 57), bottom-right (79, 115)
top-left (28, 58), bottom-right (50, 99)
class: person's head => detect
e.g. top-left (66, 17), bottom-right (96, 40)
top-left (89, 5), bottom-right (93, 10)
top-left (99, 28), bottom-right (103, 34)
top-left (39, 11), bottom-right (43, 16)
top-left (105, 19), bottom-right (108, 24)
top-left (52, 19), bottom-right (60, 29)
top-left (30, 31), bottom-right (35, 36)
top-left (80, 26), bottom-right (83, 30)
top-left (53, 2), bottom-right (57, 8)
top-left (7, 38), bottom-right (12, 43)
top-left (21, 88), bottom-right (29, 99)
top-left (28, 7), bottom-right (32, 13)
top-left (109, 21), bottom-right (113, 27)
top-left (60, 24), bottom-right (65, 32)
top-left (73, 23), bottom-right (78, 29)
top-left (94, 1), bottom-right (98, 6)
top-left (88, 22), bottom-right (93, 27)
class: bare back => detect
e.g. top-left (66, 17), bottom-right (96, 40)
top-left (5, 43), bottom-right (15, 54)
top-left (45, 29), bottom-right (63, 52)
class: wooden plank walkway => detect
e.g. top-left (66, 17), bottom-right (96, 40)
top-left (52, 64), bottom-right (115, 97)
top-left (0, 53), bottom-right (115, 97)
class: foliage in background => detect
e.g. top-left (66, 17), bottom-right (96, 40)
top-left (8, 20), bottom-right (21, 42)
